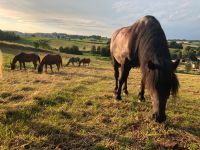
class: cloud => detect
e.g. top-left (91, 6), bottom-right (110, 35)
top-left (0, 0), bottom-right (200, 39)
top-left (0, 0), bottom-right (114, 36)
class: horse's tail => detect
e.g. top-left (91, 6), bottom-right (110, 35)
top-left (60, 56), bottom-right (63, 67)
top-left (60, 57), bottom-right (63, 68)
top-left (0, 50), bottom-right (3, 78)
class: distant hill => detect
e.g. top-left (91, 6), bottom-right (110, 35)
top-left (5, 31), bottom-right (109, 41)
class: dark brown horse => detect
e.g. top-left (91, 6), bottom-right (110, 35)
top-left (66, 57), bottom-right (80, 66)
top-left (110, 16), bottom-right (180, 123)
top-left (79, 58), bottom-right (91, 66)
top-left (38, 54), bottom-right (62, 73)
top-left (10, 52), bottom-right (40, 70)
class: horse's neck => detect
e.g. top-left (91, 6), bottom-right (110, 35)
top-left (12, 56), bottom-right (19, 64)
top-left (39, 59), bottom-right (45, 67)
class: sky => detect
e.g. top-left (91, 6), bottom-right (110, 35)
top-left (0, 0), bottom-right (200, 39)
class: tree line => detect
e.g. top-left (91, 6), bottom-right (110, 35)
top-left (0, 30), bottom-right (20, 41)
top-left (168, 41), bottom-right (200, 61)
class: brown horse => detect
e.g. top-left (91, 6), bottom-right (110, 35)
top-left (110, 16), bottom-right (180, 123)
top-left (38, 54), bottom-right (62, 73)
top-left (79, 58), bottom-right (91, 66)
top-left (10, 52), bottom-right (40, 70)
top-left (66, 57), bottom-right (80, 66)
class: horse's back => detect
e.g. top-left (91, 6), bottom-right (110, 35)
top-left (16, 52), bottom-right (39, 62)
top-left (110, 15), bottom-right (164, 65)
top-left (43, 54), bottom-right (62, 64)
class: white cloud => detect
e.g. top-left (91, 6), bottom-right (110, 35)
top-left (0, 0), bottom-right (200, 39)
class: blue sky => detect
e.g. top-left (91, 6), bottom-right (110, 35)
top-left (0, 0), bottom-right (200, 39)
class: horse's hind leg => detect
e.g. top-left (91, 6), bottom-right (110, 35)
top-left (56, 64), bottom-right (60, 72)
top-left (138, 78), bottom-right (145, 102)
top-left (50, 65), bottom-right (53, 72)
top-left (116, 59), bottom-right (131, 100)
top-left (113, 59), bottom-right (119, 95)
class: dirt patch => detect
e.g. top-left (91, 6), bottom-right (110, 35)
top-left (21, 87), bottom-right (34, 91)
top-left (9, 94), bottom-right (24, 101)
top-left (1, 92), bottom-right (12, 98)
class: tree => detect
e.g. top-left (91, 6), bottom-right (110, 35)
top-left (100, 47), bottom-right (110, 57)
top-left (185, 46), bottom-right (191, 51)
top-left (33, 41), bottom-right (39, 49)
top-left (168, 41), bottom-right (183, 49)
top-left (185, 62), bottom-right (192, 73)
top-left (91, 45), bottom-right (96, 54)
top-left (178, 51), bottom-right (182, 59)
top-left (97, 46), bottom-right (101, 54)
top-left (38, 40), bottom-right (50, 49)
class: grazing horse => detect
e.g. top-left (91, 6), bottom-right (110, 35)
top-left (79, 58), bottom-right (91, 66)
top-left (10, 52), bottom-right (40, 70)
top-left (110, 16), bottom-right (180, 123)
top-left (66, 57), bottom-right (80, 66)
top-left (0, 50), bottom-right (3, 78)
top-left (38, 54), bottom-right (62, 73)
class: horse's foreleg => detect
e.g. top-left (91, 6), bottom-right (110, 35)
top-left (33, 61), bottom-right (37, 70)
top-left (45, 64), bottom-right (47, 72)
top-left (123, 78), bottom-right (129, 95)
top-left (23, 62), bottom-right (26, 70)
top-left (138, 78), bottom-right (145, 102)
top-left (116, 60), bottom-right (131, 100)
top-left (19, 62), bottom-right (22, 70)
top-left (50, 65), bottom-right (53, 72)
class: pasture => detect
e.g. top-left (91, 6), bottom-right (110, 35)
top-left (17, 37), bottom-right (108, 51)
top-left (0, 47), bottom-right (200, 149)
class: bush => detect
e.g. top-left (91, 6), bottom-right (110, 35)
top-left (168, 41), bottom-right (183, 49)
top-left (59, 45), bottom-right (82, 55)
top-left (100, 47), bottom-right (110, 57)
top-left (185, 62), bottom-right (192, 72)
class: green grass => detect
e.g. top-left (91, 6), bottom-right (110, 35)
top-left (17, 37), bottom-right (108, 51)
top-left (0, 46), bottom-right (200, 149)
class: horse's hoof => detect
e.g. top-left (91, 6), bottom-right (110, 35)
top-left (115, 95), bottom-right (122, 100)
top-left (138, 97), bottom-right (145, 102)
top-left (123, 90), bottom-right (129, 96)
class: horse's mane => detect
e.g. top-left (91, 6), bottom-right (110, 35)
top-left (136, 16), bottom-right (179, 97)
top-left (0, 50), bottom-right (3, 78)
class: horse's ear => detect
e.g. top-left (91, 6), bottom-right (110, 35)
top-left (172, 59), bottom-right (180, 71)
top-left (148, 61), bottom-right (158, 70)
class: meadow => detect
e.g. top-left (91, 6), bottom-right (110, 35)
top-left (0, 45), bottom-right (200, 149)
top-left (17, 37), bottom-right (108, 51)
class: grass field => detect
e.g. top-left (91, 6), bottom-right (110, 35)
top-left (17, 37), bottom-right (108, 51)
top-left (0, 47), bottom-right (200, 149)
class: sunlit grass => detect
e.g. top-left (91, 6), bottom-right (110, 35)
top-left (0, 47), bottom-right (199, 149)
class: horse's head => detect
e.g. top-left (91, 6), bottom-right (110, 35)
top-left (38, 65), bottom-right (43, 73)
top-left (10, 60), bottom-right (16, 70)
top-left (147, 59), bottom-right (180, 123)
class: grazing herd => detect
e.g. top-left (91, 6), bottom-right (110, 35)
top-left (3, 16), bottom-right (181, 123)
top-left (10, 52), bottom-right (91, 73)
